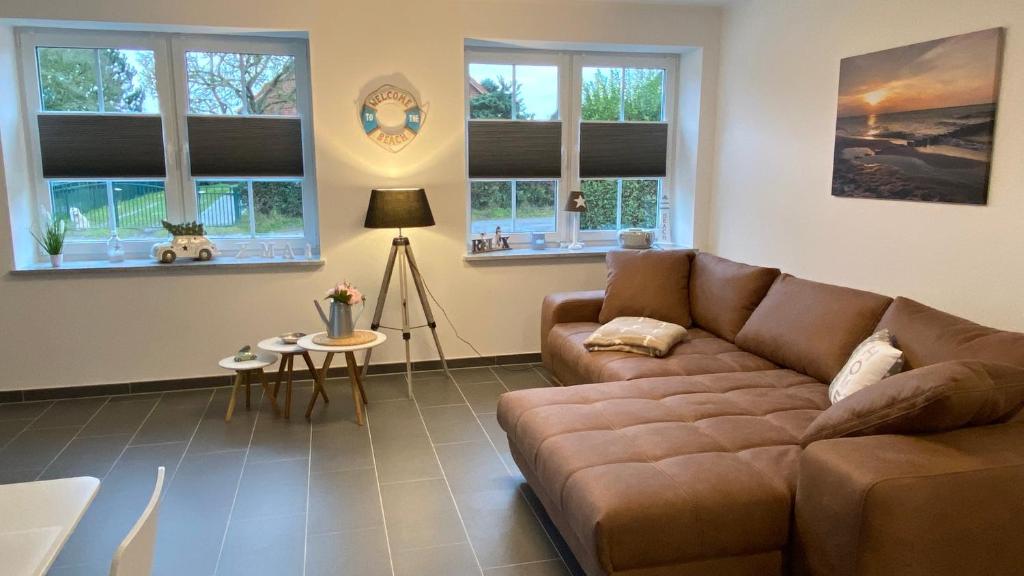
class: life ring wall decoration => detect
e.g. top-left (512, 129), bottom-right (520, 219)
top-left (361, 84), bottom-right (426, 153)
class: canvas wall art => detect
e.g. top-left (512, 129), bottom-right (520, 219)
top-left (832, 28), bottom-right (1004, 205)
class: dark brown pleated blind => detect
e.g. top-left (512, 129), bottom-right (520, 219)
top-left (187, 116), bottom-right (304, 177)
top-left (37, 114), bottom-right (166, 178)
top-left (467, 120), bottom-right (561, 179)
top-left (579, 122), bottom-right (668, 178)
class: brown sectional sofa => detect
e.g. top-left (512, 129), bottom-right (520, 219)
top-left (498, 251), bottom-right (1024, 576)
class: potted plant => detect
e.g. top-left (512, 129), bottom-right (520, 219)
top-left (32, 209), bottom-right (67, 267)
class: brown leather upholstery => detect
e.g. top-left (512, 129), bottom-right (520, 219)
top-left (793, 423), bottom-right (1024, 576)
top-left (541, 290), bottom-right (605, 368)
top-left (548, 323), bottom-right (776, 385)
top-left (735, 274), bottom-right (893, 383)
top-left (498, 371), bottom-right (828, 575)
top-left (877, 296), bottom-right (1024, 370)
top-left (801, 360), bottom-right (1024, 446)
top-left (690, 253), bottom-right (780, 341)
top-left (599, 249), bottom-right (696, 326)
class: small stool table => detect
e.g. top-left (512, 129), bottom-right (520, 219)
top-left (297, 331), bottom-right (387, 425)
top-left (218, 352), bottom-right (280, 422)
top-left (258, 337), bottom-right (321, 419)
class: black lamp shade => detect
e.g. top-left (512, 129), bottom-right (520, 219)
top-left (364, 188), bottom-right (435, 229)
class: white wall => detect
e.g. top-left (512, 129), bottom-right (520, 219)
top-left (712, 0), bottom-right (1024, 330)
top-left (0, 0), bottom-right (721, 391)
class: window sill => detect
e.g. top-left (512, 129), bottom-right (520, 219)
top-left (9, 255), bottom-right (325, 276)
top-left (463, 245), bottom-right (613, 263)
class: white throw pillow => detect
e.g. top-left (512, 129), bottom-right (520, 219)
top-left (828, 329), bottom-right (904, 404)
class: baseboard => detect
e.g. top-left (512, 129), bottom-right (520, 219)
top-left (1, 352), bottom-right (542, 403)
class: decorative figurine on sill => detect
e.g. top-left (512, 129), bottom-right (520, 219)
top-left (284, 244), bottom-right (296, 259)
top-left (233, 345), bottom-right (258, 362)
top-left (235, 242), bottom-right (250, 259)
top-left (471, 227), bottom-right (511, 253)
top-left (152, 220), bottom-right (218, 264)
top-left (304, 243), bottom-right (313, 259)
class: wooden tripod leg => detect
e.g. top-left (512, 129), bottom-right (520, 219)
top-left (260, 368), bottom-right (280, 414)
top-left (344, 352), bottom-right (365, 426)
top-left (225, 372), bottom-right (244, 422)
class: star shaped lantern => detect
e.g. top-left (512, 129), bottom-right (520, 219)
top-left (565, 191), bottom-right (588, 213)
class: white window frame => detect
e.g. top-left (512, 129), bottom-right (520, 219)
top-left (464, 48), bottom-right (677, 247)
top-left (15, 27), bottom-right (319, 262)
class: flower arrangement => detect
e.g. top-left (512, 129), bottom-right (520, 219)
top-left (32, 208), bottom-right (67, 259)
top-left (326, 281), bottom-right (364, 305)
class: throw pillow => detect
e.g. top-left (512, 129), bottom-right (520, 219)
top-left (828, 329), bottom-right (904, 404)
top-left (599, 249), bottom-right (695, 326)
top-left (801, 360), bottom-right (1024, 447)
top-left (584, 316), bottom-right (688, 357)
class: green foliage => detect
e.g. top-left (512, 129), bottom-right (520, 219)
top-left (470, 181), bottom-right (512, 218)
top-left (38, 48), bottom-right (144, 112)
top-left (185, 52), bottom-right (296, 115)
top-left (580, 179), bottom-right (659, 230)
top-left (581, 69), bottom-right (622, 121)
top-left (162, 220), bottom-right (206, 236)
top-left (32, 212), bottom-right (66, 255)
top-left (580, 180), bottom-right (618, 230)
top-left (469, 77), bottom-right (533, 120)
top-left (581, 67), bottom-right (664, 121)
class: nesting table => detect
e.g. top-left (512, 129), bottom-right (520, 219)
top-left (297, 331), bottom-right (387, 425)
top-left (257, 337), bottom-right (321, 419)
top-left (218, 352), bottom-right (280, 422)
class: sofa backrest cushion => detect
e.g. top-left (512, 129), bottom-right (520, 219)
top-left (599, 249), bottom-right (695, 327)
top-left (689, 253), bottom-right (780, 341)
top-left (801, 360), bottom-right (1024, 446)
top-left (877, 297), bottom-right (1024, 370)
top-left (735, 274), bottom-right (893, 383)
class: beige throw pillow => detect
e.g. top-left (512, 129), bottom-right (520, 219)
top-left (584, 316), bottom-right (688, 358)
top-left (828, 329), bottom-right (904, 404)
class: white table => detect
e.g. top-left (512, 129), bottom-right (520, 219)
top-left (298, 331), bottom-right (386, 425)
top-left (258, 337), bottom-right (320, 419)
top-left (0, 476), bottom-right (100, 576)
top-left (218, 352), bottom-right (280, 422)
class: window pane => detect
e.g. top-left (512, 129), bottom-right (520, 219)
top-left (49, 181), bottom-right (110, 239)
top-left (470, 180), bottom-right (512, 234)
top-left (624, 68), bottom-right (664, 122)
top-left (580, 179), bottom-right (617, 230)
top-left (112, 181), bottom-right (167, 238)
top-left (468, 64), bottom-right (513, 119)
top-left (620, 179), bottom-right (659, 228)
top-left (514, 65), bottom-right (558, 121)
top-left (38, 48), bottom-right (99, 112)
top-left (514, 180), bottom-right (556, 232)
top-left (254, 180), bottom-right (303, 236)
top-left (581, 67), bottom-right (622, 121)
top-left (187, 52), bottom-right (297, 116)
top-left (99, 49), bottom-right (158, 113)
top-left (197, 181), bottom-right (250, 237)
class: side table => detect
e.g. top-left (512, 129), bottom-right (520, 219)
top-left (297, 331), bottom-right (387, 425)
top-left (218, 352), bottom-right (280, 422)
top-left (258, 337), bottom-right (320, 419)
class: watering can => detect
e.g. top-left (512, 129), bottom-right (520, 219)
top-left (314, 300), bottom-right (354, 339)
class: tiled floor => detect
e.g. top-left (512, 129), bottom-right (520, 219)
top-left (0, 364), bottom-right (585, 576)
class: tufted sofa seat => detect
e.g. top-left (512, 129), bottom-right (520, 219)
top-left (498, 370), bottom-right (828, 575)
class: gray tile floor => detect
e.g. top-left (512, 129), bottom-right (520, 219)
top-left (0, 364), bottom-right (585, 576)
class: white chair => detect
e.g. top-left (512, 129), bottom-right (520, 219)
top-left (109, 466), bottom-right (165, 576)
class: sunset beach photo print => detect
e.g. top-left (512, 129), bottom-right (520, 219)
top-left (832, 28), bottom-right (1004, 205)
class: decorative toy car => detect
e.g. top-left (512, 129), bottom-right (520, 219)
top-left (152, 220), bottom-right (218, 263)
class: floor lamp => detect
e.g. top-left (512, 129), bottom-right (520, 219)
top-left (362, 188), bottom-right (452, 397)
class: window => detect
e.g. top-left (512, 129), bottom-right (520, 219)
top-left (17, 28), bottom-right (317, 261)
top-left (465, 50), bottom-right (675, 246)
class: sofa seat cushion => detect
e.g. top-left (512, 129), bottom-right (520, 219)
top-left (498, 371), bottom-right (829, 572)
top-left (549, 322), bottom-right (777, 385)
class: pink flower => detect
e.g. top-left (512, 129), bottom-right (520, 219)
top-left (325, 281), bottom-right (363, 305)
top-left (348, 287), bottom-right (363, 305)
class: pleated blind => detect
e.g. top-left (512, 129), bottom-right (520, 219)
top-left (467, 120), bottom-right (562, 179)
top-left (187, 116), bottom-right (304, 177)
top-left (37, 114), bottom-right (166, 178)
top-left (579, 122), bottom-right (668, 178)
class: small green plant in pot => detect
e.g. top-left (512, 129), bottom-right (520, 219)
top-left (32, 209), bottom-right (67, 267)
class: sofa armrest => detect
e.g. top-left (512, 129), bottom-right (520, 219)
top-left (793, 422), bottom-right (1024, 576)
top-left (541, 290), bottom-right (605, 369)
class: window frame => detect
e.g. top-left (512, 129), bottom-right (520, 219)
top-left (15, 27), bottom-right (318, 262)
top-left (464, 48), bottom-right (677, 247)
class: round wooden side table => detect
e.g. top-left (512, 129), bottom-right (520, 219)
top-left (258, 337), bottom-right (320, 419)
top-left (297, 331), bottom-right (387, 425)
top-left (218, 352), bottom-right (280, 422)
